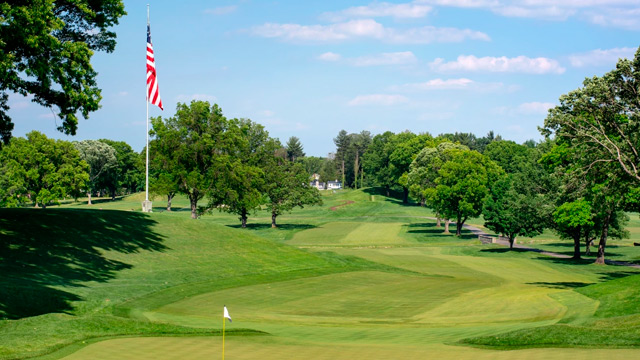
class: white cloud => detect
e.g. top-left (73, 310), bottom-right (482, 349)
top-left (492, 5), bottom-right (574, 20)
top-left (176, 94), bottom-right (218, 103)
top-left (585, 8), bottom-right (640, 30)
top-left (204, 6), bottom-right (237, 15)
top-left (322, 2), bottom-right (432, 21)
top-left (318, 52), bottom-right (342, 61)
top-left (251, 19), bottom-right (489, 44)
top-left (392, 78), bottom-right (475, 91)
top-left (348, 94), bottom-right (409, 106)
top-left (351, 51), bottom-right (418, 66)
top-left (430, 55), bottom-right (565, 74)
top-left (518, 101), bottom-right (555, 114)
top-left (417, 0), bottom-right (640, 28)
top-left (260, 110), bottom-right (275, 117)
top-left (118, 91), bottom-right (129, 97)
top-left (568, 47), bottom-right (636, 67)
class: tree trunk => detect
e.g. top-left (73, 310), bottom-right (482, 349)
top-left (88, 192), bottom-right (92, 205)
top-left (240, 208), bottom-right (248, 228)
top-left (385, 185), bottom-right (390, 197)
top-left (572, 232), bottom-right (581, 259)
top-left (420, 197), bottom-right (425, 207)
top-left (271, 212), bottom-right (277, 228)
top-left (189, 195), bottom-right (198, 219)
top-left (455, 214), bottom-right (463, 236)
top-left (436, 217), bottom-right (441, 227)
top-left (111, 188), bottom-right (116, 201)
top-left (402, 187), bottom-right (409, 204)
top-left (341, 160), bottom-right (345, 188)
top-left (444, 219), bottom-right (450, 233)
top-left (360, 169), bottom-right (364, 189)
top-left (167, 193), bottom-right (174, 211)
top-left (509, 235), bottom-right (516, 249)
top-left (41, 203), bottom-right (46, 209)
top-left (354, 153), bottom-right (359, 189)
top-left (595, 212), bottom-right (611, 265)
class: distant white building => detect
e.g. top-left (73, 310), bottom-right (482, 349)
top-left (310, 179), bottom-right (326, 190)
top-left (327, 152), bottom-right (336, 160)
top-left (327, 180), bottom-right (342, 190)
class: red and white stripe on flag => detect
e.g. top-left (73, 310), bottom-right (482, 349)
top-left (146, 24), bottom-right (163, 110)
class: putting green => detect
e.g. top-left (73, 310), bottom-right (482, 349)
top-left (61, 336), bottom-right (640, 360)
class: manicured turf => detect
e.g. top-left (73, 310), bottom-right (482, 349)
top-left (2, 189), bottom-right (640, 359)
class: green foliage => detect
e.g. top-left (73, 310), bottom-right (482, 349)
top-left (151, 101), bottom-right (243, 219)
top-left (286, 136), bottom-right (305, 162)
top-left (0, 1), bottom-right (126, 144)
top-left (389, 132), bottom-right (433, 202)
top-left (362, 131), bottom-right (395, 194)
top-left (406, 142), bottom-right (467, 208)
top-left (484, 140), bottom-right (533, 174)
top-left (74, 140), bottom-right (117, 203)
top-left (435, 149), bottom-right (503, 235)
top-left (0, 131), bottom-right (88, 207)
top-left (207, 118), bottom-right (277, 227)
top-left (263, 159), bottom-right (322, 227)
top-left (98, 139), bottom-right (144, 198)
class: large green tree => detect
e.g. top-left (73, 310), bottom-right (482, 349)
top-left (98, 139), bottom-right (143, 199)
top-left (74, 139), bottom-right (117, 205)
top-left (263, 156), bottom-right (322, 227)
top-left (0, 1), bottom-right (126, 144)
top-left (435, 149), bottom-right (502, 236)
top-left (362, 131), bottom-right (395, 196)
top-left (0, 131), bottom-right (88, 208)
top-left (389, 132), bottom-right (433, 203)
top-left (151, 101), bottom-right (240, 219)
top-left (542, 46), bottom-right (640, 184)
top-left (207, 119), bottom-right (276, 227)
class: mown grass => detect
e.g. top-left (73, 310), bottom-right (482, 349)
top-left (2, 188), bottom-right (640, 359)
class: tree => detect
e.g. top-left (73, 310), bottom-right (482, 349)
top-left (333, 130), bottom-right (351, 187)
top-left (74, 140), bottom-right (117, 205)
top-left (553, 200), bottom-right (594, 259)
top-left (151, 101), bottom-right (240, 219)
top-left (435, 149), bottom-right (502, 236)
top-left (389, 132), bottom-right (433, 203)
top-left (297, 156), bottom-right (324, 177)
top-left (286, 136), bottom-right (305, 162)
top-left (350, 131), bottom-right (372, 189)
top-left (484, 140), bottom-right (532, 174)
top-left (263, 157), bottom-right (322, 227)
top-left (0, 131), bottom-right (88, 208)
top-left (98, 139), bottom-right (143, 199)
top-left (207, 119), bottom-right (276, 228)
top-left (0, 1), bottom-right (126, 145)
top-left (407, 142), bottom-right (467, 229)
top-left (362, 131), bottom-right (395, 196)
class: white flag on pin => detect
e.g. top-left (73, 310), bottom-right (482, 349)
top-left (224, 306), bottom-right (232, 322)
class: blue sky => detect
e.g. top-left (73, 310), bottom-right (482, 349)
top-left (8, 0), bottom-right (640, 156)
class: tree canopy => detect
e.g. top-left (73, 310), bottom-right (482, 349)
top-left (0, 1), bottom-right (126, 144)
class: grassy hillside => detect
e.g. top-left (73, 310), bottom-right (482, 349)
top-left (2, 189), bottom-right (640, 359)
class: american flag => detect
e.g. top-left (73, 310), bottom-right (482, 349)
top-left (146, 24), bottom-right (163, 110)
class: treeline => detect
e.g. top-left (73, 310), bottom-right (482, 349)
top-left (148, 102), bottom-right (321, 227)
top-left (0, 132), bottom-right (144, 207)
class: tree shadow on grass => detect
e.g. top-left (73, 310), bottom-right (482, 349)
top-left (0, 208), bottom-right (166, 319)
top-left (407, 222), bottom-right (477, 240)
top-left (527, 281), bottom-right (593, 289)
top-left (226, 223), bottom-right (317, 231)
top-left (362, 187), bottom-right (417, 207)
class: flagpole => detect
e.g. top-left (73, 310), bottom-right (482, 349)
top-left (143, 4), bottom-right (151, 212)
top-left (222, 312), bottom-right (226, 360)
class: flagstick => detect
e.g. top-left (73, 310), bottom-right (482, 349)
top-left (222, 315), bottom-right (226, 360)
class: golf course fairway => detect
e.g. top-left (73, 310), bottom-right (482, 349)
top-left (4, 190), bottom-right (640, 359)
